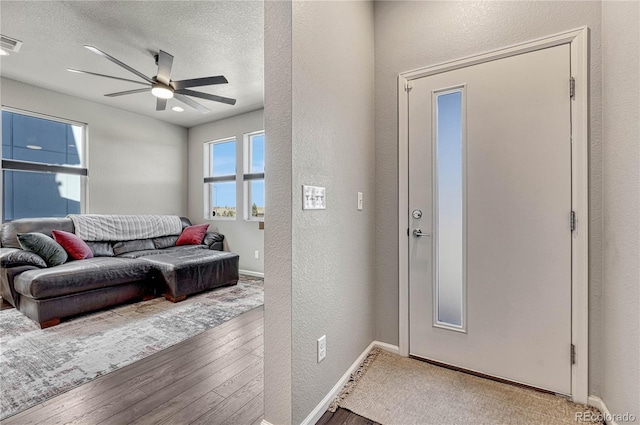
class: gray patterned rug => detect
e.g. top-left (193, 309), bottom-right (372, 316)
top-left (0, 275), bottom-right (263, 420)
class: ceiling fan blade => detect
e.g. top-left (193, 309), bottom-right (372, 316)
top-left (156, 97), bottom-right (167, 111)
top-left (174, 89), bottom-right (236, 106)
top-left (84, 45), bottom-right (154, 84)
top-left (175, 93), bottom-right (210, 114)
top-left (171, 76), bottom-right (228, 90)
top-left (156, 50), bottom-right (174, 85)
top-left (67, 69), bottom-right (149, 86)
top-left (105, 88), bottom-right (151, 97)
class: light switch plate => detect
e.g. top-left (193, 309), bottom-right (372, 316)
top-left (302, 185), bottom-right (326, 210)
top-left (317, 335), bottom-right (326, 363)
top-left (357, 192), bottom-right (363, 211)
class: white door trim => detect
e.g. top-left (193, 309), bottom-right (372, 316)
top-left (398, 27), bottom-right (589, 404)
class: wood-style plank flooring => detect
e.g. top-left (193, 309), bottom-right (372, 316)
top-left (317, 408), bottom-right (379, 425)
top-left (3, 306), bottom-right (264, 425)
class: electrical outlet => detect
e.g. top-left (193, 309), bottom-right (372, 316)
top-left (254, 250), bottom-right (260, 259)
top-left (357, 192), bottom-right (363, 211)
top-left (317, 335), bottom-right (326, 363)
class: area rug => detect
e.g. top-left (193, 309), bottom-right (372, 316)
top-left (331, 349), bottom-right (604, 425)
top-left (0, 275), bottom-right (263, 420)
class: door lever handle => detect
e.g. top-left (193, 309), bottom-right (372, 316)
top-left (413, 229), bottom-right (431, 237)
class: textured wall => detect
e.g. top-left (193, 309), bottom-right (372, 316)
top-left (601, 0), bottom-right (640, 418)
top-left (1, 78), bottom-right (188, 216)
top-left (290, 2), bottom-right (375, 423)
top-left (263, 1), bottom-right (293, 423)
top-left (188, 109), bottom-right (265, 273)
top-left (373, 0), bottom-right (604, 394)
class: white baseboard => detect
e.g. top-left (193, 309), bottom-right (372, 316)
top-left (300, 341), bottom-right (400, 425)
top-left (239, 269), bottom-right (264, 278)
top-left (588, 395), bottom-right (624, 425)
top-left (261, 421), bottom-right (274, 425)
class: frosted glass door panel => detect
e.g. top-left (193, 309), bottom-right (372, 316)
top-left (435, 90), bottom-right (465, 329)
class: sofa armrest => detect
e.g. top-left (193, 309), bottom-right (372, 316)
top-left (0, 248), bottom-right (48, 269)
top-left (1, 248), bottom-right (45, 308)
top-left (203, 232), bottom-right (225, 251)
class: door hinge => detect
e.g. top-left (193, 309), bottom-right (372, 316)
top-left (570, 211), bottom-right (576, 232)
top-left (570, 77), bottom-right (576, 100)
top-left (404, 81), bottom-right (413, 92)
top-left (571, 344), bottom-right (576, 365)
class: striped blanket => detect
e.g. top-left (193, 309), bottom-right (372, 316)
top-left (68, 214), bottom-right (183, 241)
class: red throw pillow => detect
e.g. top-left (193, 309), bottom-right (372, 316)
top-left (52, 230), bottom-right (94, 260)
top-left (176, 224), bottom-right (209, 246)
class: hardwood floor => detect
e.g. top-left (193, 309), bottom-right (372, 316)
top-left (317, 408), bottom-right (379, 425)
top-left (3, 306), bottom-right (264, 425)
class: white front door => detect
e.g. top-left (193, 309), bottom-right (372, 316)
top-left (408, 44), bottom-right (572, 395)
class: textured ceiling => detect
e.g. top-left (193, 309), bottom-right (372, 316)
top-left (0, 1), bottom-right (264, 128)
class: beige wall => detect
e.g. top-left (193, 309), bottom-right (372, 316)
top-left (263, 1), bottom-right (293, 423)
top-left (263, 1), bottom-right (375, 423)
top-left (373, 0), bottom-right (604, 395)
top-left (291, 1), bottom-right (375, 423)
top-left (1, 78), bottom-right (188, 216)
top-left (187, 109), bottom-right (265, 274)
top-left (601, 0), bottom-right (640, 419)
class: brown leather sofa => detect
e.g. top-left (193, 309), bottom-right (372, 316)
top-left (0, 216), bottom-right (239, 328)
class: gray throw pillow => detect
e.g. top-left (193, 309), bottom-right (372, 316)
top-left (17, 232), bottom-right (68, 267)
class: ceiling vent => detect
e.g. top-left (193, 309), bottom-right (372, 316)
top-left (0, 35), bottom-right (23, 53)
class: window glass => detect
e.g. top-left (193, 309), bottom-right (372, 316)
top-left (2, 110), bottom-right (86, 221)
top-left (435, 90), bottom-right (465, 329)
top-left (244, 132), bottom-right (265, 220)
top-left (211, 140), bottom-right (236, 177)
top-left (209, 181), bottom-right (236, 218)
top-left (205, 138), bottom-right (236, 219)
top-left (248, 180), bottom-right (265, 220)
top-left (249, 133), bottom-right (265, 174)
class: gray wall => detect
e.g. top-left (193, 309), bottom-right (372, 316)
top-left (601, 1), bottom-right (640, 419)
top-left (263, 1), bottom-right (293, 423)
top-left (373, 0), bottom-right (604, 395)
top-left (1, 78), bottom-right (188, 215)
top-left (188, 109), bottom-right (265, 274)
top-left (263, 1), bottom-right (376, 423)
top-left (291, 1), bottom-right (375, 423)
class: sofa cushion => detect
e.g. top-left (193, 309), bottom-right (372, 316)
top-left (0, 248), bottom-right (47, 268)
top-left (153, 235), bottom-right (179, 249)
top-left (14, 257), bottom-right (153, 299)
top-left (176, 224), bottom-right (209, 246)
top-left (113, 239), bottom-right (155, 256)
top-left (203, 232), bottom-right (224, 249)
top-left (52, 230), bottom-right (93, 260)
top-left (85, 241), bottom-right (115, 257)
top-left (118, 244), bottom-right (208, 259)
top-left (17, 233), bottom-right (68, 267)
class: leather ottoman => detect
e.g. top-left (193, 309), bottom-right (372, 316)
top-left (138, 249), bottom-right (239, 302)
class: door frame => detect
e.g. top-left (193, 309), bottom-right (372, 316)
top-left (397, 27), bottom-right (589, 403)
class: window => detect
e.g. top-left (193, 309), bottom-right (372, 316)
top-left (204, 137), bottom-right (236, 219)
top-left (433, 88), bottom-right (466, 331)
top-left (244, 131), bottom-right (265, 220)
top-left (2, 110), bottom-right (87, 221)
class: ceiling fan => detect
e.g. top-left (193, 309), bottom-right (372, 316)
top-left (68, 45), bottom-right (236, 113)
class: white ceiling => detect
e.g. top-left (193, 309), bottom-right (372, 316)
top-left (0, 1), bottom-right (264, 128)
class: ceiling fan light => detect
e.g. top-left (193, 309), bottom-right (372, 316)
top-left (151, 84), bottom-right (174, 99)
